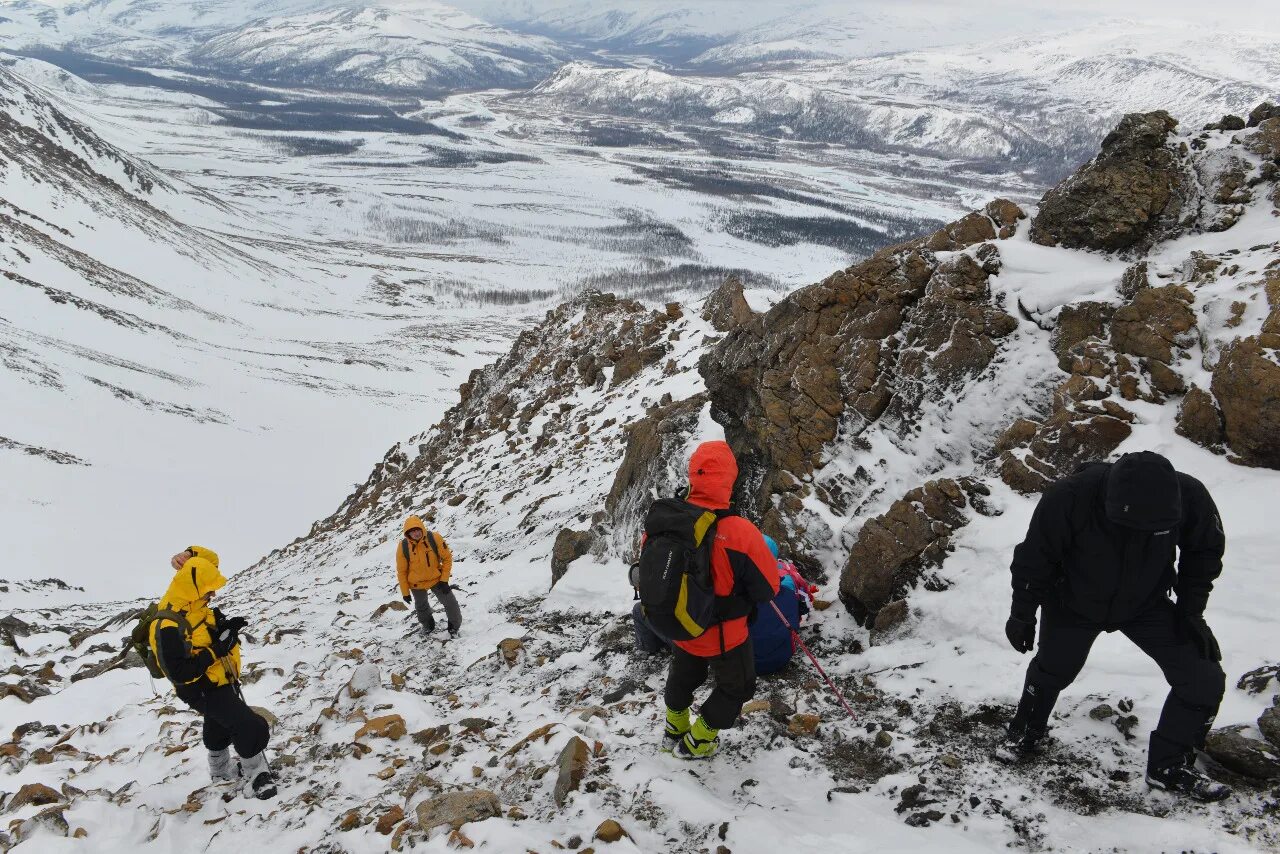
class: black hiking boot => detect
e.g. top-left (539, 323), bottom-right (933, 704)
top-left (421, 618), bottom-right (436, 635)
top-left (1146, 758), bottom-right (1231, 802)
top-left (993, 724), bottom-right (1047, 764)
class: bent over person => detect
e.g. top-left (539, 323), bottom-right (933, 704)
top-left (641, 440), bottom-right (779, 759)
top-left (997, 451), bottom-right (1230, 801)
top-left (149, 549), bottom-right (277, 799)
top-left (397, 515), bottom-right (462, 638)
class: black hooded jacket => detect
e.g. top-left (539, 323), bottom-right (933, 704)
top-left (1010, 455), bottom-right (1225, 626)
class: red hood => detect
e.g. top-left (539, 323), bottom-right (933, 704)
top-left (688, 441), bottom-right (738, 510)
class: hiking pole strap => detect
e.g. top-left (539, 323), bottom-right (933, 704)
top-left (768, 600), bottom-right (858, 722)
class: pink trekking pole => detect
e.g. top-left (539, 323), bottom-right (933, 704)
top-left (769, 600), bottom-right (858, 722)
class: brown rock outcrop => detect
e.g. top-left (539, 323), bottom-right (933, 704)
top-left (839, 478), bottom-right (978, 625)
top-left (702, 276), bottom-right (757, 333)
top-left (550, 528), bottom-right (595, 587)
top-left (1109, 286), bottom-right (1196, 364)
top-left (1176, 386), bottom-right (1226, 451)
top-left (1031, 111), bottom-right (1185, 252)
top-left (1211, 335), bottom-right (1280, 468)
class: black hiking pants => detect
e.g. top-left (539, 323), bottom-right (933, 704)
top-left (1013, 597), bottom-right (1224, 771)
top-left (664, 636), bottom-right (756, 731)
top-left (186, 684), bottom-right (271, 758)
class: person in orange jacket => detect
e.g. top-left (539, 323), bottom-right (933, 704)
top-left (655, 441), bottom-right (780, 759)
top-left (396, 516), bottom-right (462, 637)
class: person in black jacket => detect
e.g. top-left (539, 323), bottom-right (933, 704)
top-left (996, 451), bottom-right (1230, 802)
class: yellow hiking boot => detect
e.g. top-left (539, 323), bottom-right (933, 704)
top-left (676, 717), bottom-right (719, 760)
top-left (662, 707), bottom-right (690, 753)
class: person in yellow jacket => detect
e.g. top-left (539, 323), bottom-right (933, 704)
top-left (149, 548), bottom-right (277, 799)
top-left (396, 515), bottom-right (462, 638)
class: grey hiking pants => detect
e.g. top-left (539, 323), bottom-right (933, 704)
top-left (411, 583), bottom-right (462, 632)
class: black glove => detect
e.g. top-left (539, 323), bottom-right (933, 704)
top-left (402, 594), bottom-right (412, 604)
top-left (1005, 600), bottom-right (1037, 654)
top-left (436, 581), bottom-right (451, 593)
top-left (210, 626), bottom-right (240, 657)
top-left (221, 616), bottom-right (248, 635)
top-left (1175, 607), bottom-right (1221, 661)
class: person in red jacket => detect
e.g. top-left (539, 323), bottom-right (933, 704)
top-left (662, 441), bottom-right (780, 759)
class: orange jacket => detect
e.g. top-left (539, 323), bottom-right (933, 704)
top-left (396, 515), bottom-right (452, 596)
top-left (674, 442), bottom-right (780, 657)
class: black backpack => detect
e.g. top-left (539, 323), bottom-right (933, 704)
top-left (635, 498), bottom-right (736, 641)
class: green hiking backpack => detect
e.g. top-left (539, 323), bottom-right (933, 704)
top-left (129, 603), bottom-right (194, 681)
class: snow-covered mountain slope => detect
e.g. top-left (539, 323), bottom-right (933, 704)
top-left (3, 105), bottom-right (1278, 851)
top-left (188, 2), bottom-right (569, 93)
top-left (520, 20), bottom-right (1280, 181)
top-left (0, 60), bottom-right (530, 598)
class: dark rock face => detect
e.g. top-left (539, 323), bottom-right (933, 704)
top-left (702, 276), bottom-right (757, 333)
top-left (700, 204), bottom-right (1021, 563)
top-left (604, 393), bottom-right (707, 561)
top-left (1243, 117), bottom-right (1280, 164)
top-left (1211, 334), bottom-right (1280, 468)
top-left (1205, 725), bottom-right (1280, 780)
top-left (1030, 111), bottom-right (1184, 252)
top-left (840, 478), bottom-right (980, 624)
top-left (550, 528), bottom-right (595, 587)
top-left (1176, 386), bottom-right (1226, 452)
top-left (1052, 302), bottom-right (1114, 369)
top-left (1110, 286), bottom-right (1197, 364)
top-left (1248, 102), bottom-right (1280, 127)
top-left (1259, 703), bottom-right (1280, 751)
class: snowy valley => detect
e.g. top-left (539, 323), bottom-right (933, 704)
top-left (2, 2), bottom-right (1280, 852)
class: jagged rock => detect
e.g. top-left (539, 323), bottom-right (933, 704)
top-left (1236, 663), bottom-right (1279, 694)
top-left (458, 718), bottom-right (495, 732)
top-left (0, 680), bottom-right (50, 703)
top-left (10, 805), bottom-right (68, 842)
top-left (1030, 111), bottom-right (1184, 252)
top-left (70, 649), bottom-right (142, 683)
top-left (347, 663), bottom-right (381, 699)
top-left (1212, 335), bottom-right (1280, 468)
top-left (551, 528), bottom-right (595, 587)
top-left (1244, 118), bottom-right (1280, 163)
top-left (1052, 302), bottom-right (1115, 368)
top-left (413, 725), bottom-right (449, 747)
top-left (788, 714), bottom-right (821, 737)
top-left (1258, 705), bottom-right (1280, 751)
top-left (923, 211), bottom-right (996, 251)
top-left (251, 706), bottom-right (278, 731)
top-left (553, 736), bottom-right (590, 806)
top-left (6, 782), bottom-right (63, 811)
top-left (1110, 286), bottom-right (1196, 364)
top-left (840, 479), bottom-right (971, 625)
top-left (377, 805), bottom-right (405, 835)
top-left (372, 601), bottom-right (409, 619)
top-left (702, 276), bottom-right (757, 333)
top-left (355, 714), bottom-right (406, 742)
top-left (1204, 725), bottom-right (1280, 780)
top-left (414, 790), bottom-right (501, 834)
top-left (872, 599), bottom-right (909, 633)
top-left (985, 198), bottom-right (1027, 238)
top-left (1205, 114), bottom-right (1246, 131)
top-left (1088, 703), bottom-right (1116, 721)
top-left (1248, 102), bottom-right (1280, 127)
top-left (497, 638), bottom-right (524, 667)
top-left (603, 394), bottom-right (707, 560)
top-left (594, 819), bottom-right (629, 843)
top-left (1176, 386), bottom-right (1226, 451)
top-left (0, 615), bottom-right (33, 638)
top-left (1118, 261), bottom-right (1150, 300)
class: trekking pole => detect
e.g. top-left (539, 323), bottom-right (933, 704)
top-left (768, 600), bottom-right (858, 722)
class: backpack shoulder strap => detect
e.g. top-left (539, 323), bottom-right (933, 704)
top-left (401, 538), bottom-right (410, 565)
top-left (425, 531), bottom-right (443, 564)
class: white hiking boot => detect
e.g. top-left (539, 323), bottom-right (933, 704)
top-left (208, 748), bottom-right (238, 784)
top-left (237, 750), bottom-right (278, 800)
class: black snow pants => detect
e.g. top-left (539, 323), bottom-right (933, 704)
top-left (1013, 597), bottom-right (1225, 771)
top-left (664, 636), bottom-right (756, 731)
top-left (186, 684), bottom-right (271, 758)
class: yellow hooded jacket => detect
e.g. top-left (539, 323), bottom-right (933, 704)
top-left (149, 554), bottom-right (240, 688)
top-left (396, 515), bottom-right (452, 597)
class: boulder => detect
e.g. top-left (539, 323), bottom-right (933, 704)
top-left (985, 198), bottom-right (1027, 238)
top-left (1052, 302), bottom-right (1114, 369)
top-left (1030, 111), bottom-right (1184, 252)
top-left (376, 805), bottom-right (405, 835)
top-left (594, 819), bottom-right (630, 843)
top-left (840, 479), bottom-right (971, 625)
top-left (1175, 386), bottom-right (1225, 451)
top-left (1244, 118), bottom-right (1280, 163)
top-left (1118, 261), bottom-right (1150, 300)
top-left (553, 736), bottom-right (590, 806)
top-left (355, 714), bottom-right (406, 742)
top-left (1109, 286), bottom-right (1196, 364)
top-left (1205, 114), bottom-right (1246, 131)
top-left (1259, 704), bottom-right (1280, 751)
top-left (6, 782), bottom-right (62, 811)
top-left (1212, 335), bottom-right (1280, 468)
top-left (497, 638), bottom-right (524, 667)
top-left (1204, 725), bottom-right (1280, 780)
top-left (347, 663), bottom-right (381, 699)
top-left (702, 276), bottom-right (757, 333)
top-left (1247, 102), bottom-right (1280, 127)
top-left (788, 714), bottom-right (821, 737)
top-left (550, 528), bottom-right (595, 588)
top-left (414, 790), bottom-right (501, 834)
